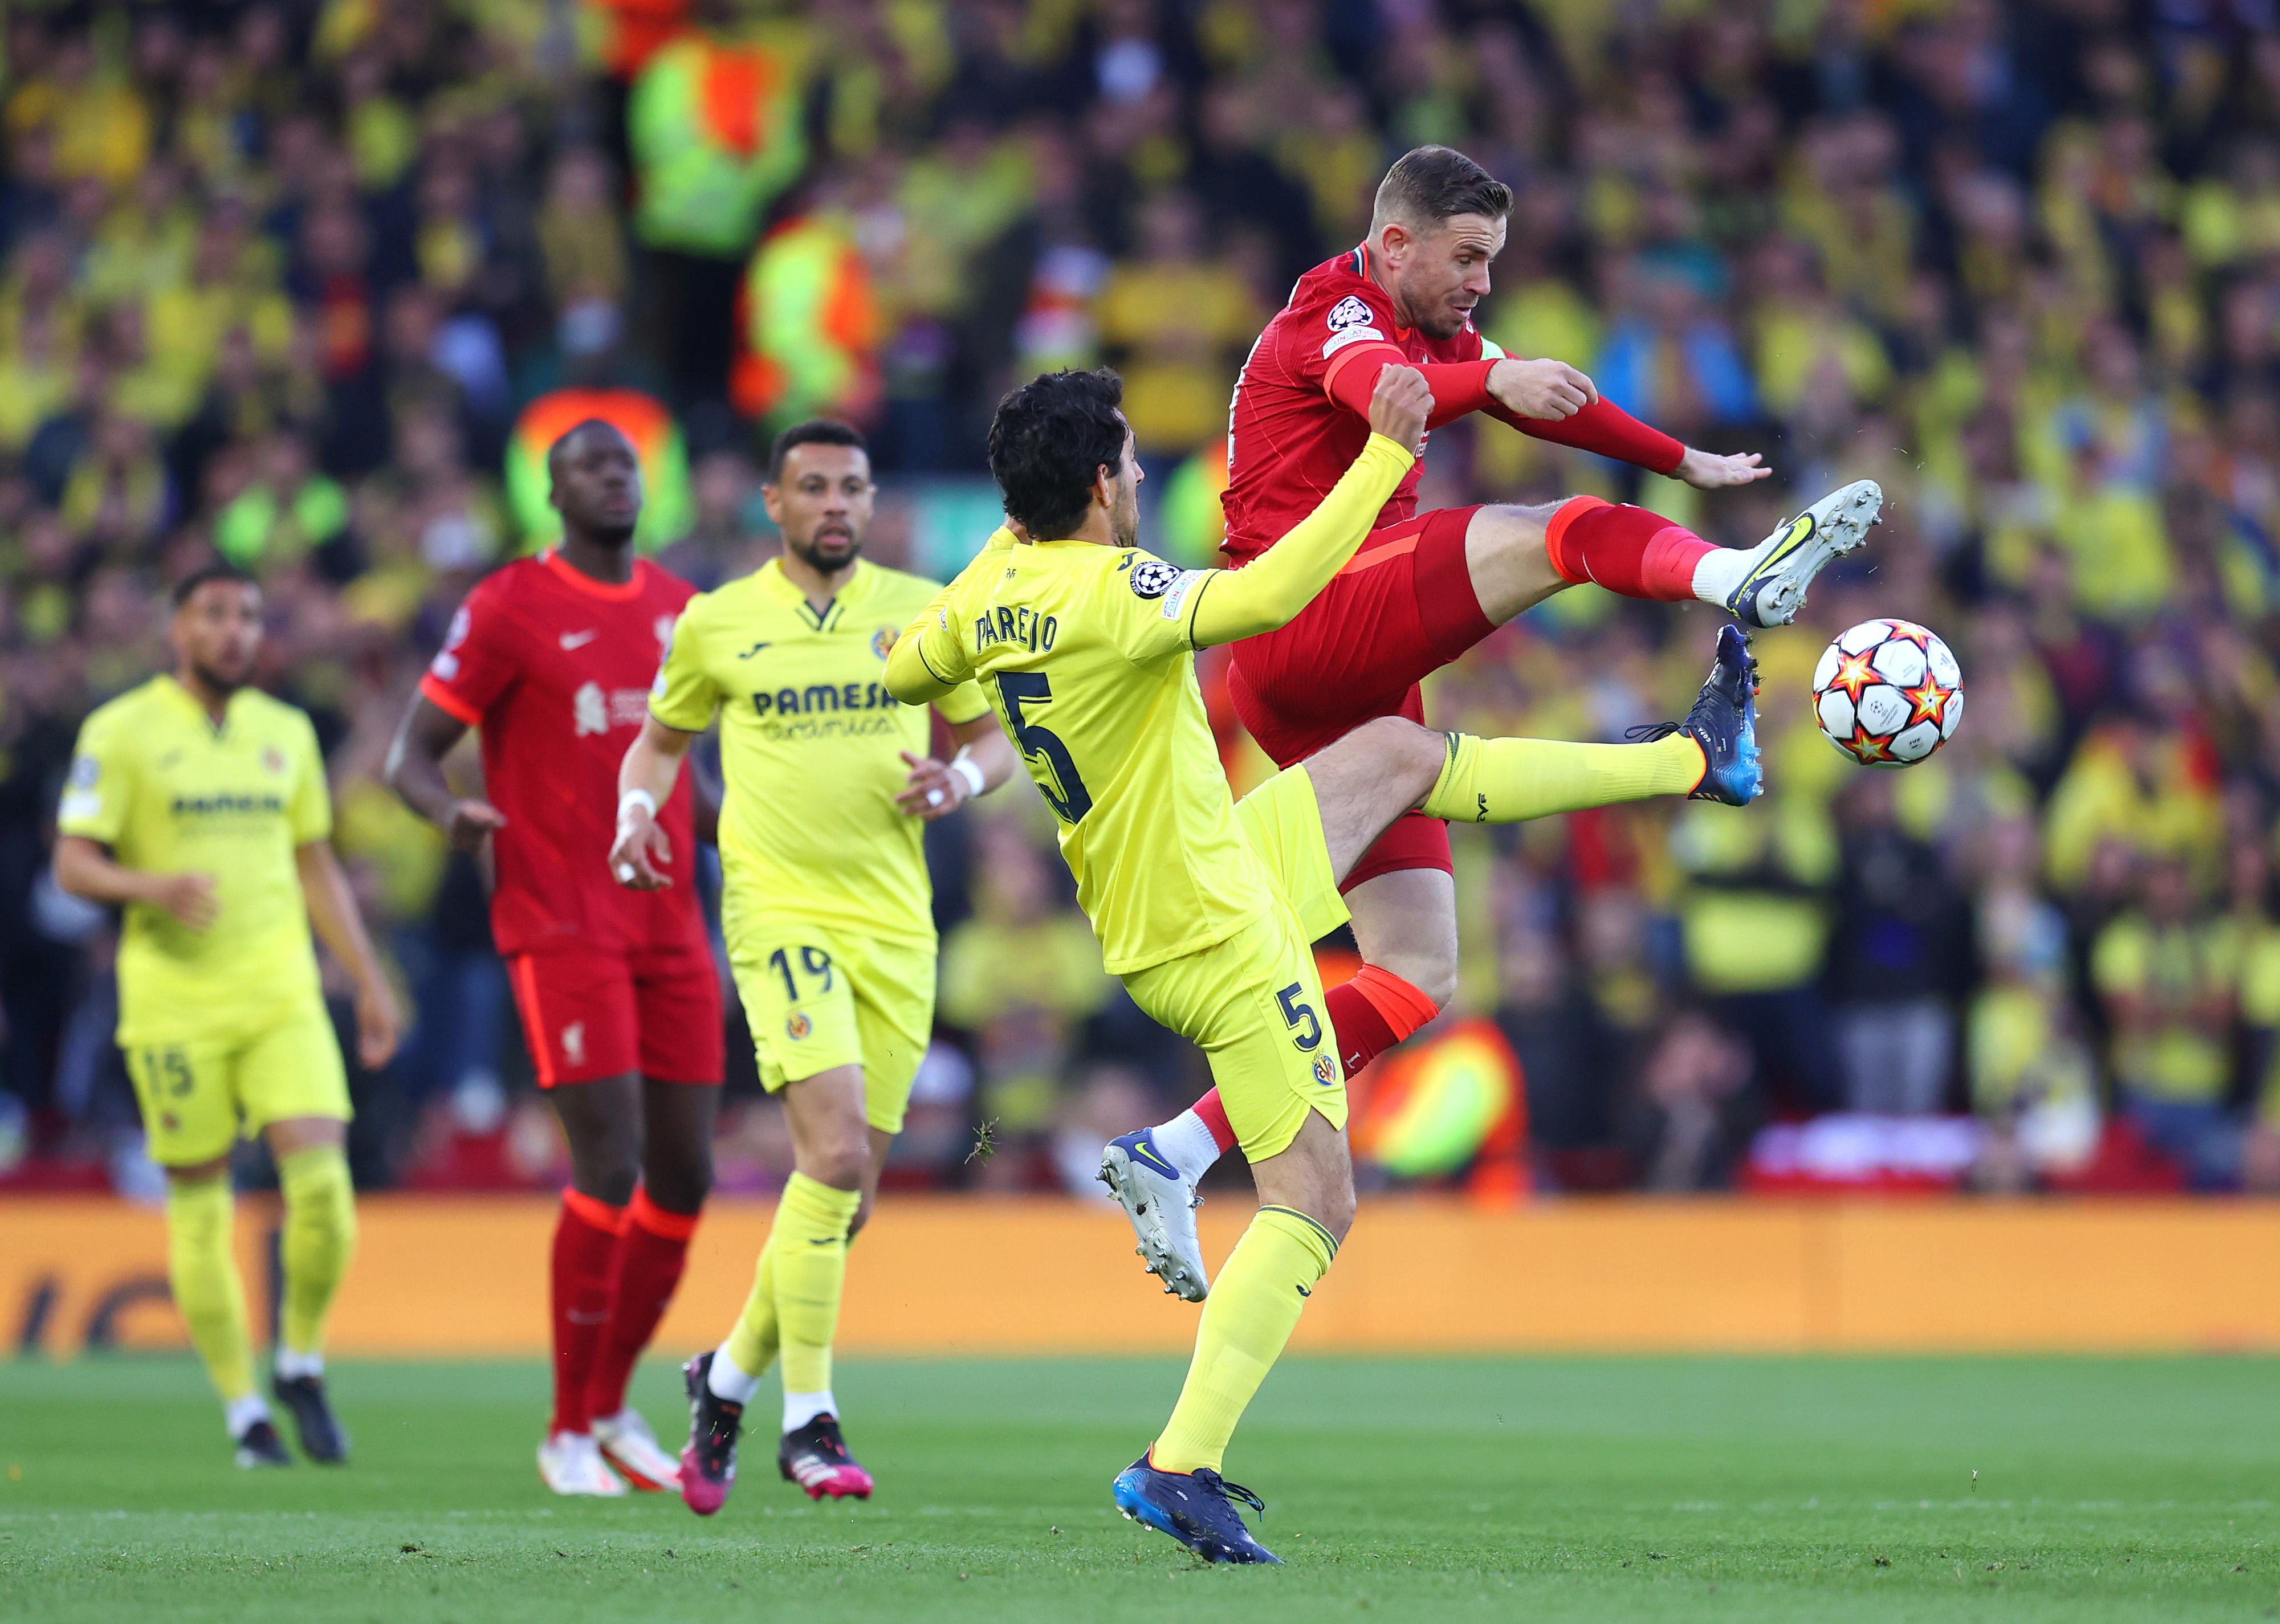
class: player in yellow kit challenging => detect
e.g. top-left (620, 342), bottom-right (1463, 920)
top-left (885, 366), bottom-right (1764, 1561)
top-left (610, 421), bottom-right (1018, 1511)
top-left (53, 563), bottom-right (400, 1468)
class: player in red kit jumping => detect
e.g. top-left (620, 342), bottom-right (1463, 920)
top-left (387, 421), bottom-right (723, 1495)
top-left (1102, 146), bottom-right (1882, 1296)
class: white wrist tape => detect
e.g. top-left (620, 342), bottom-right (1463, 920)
top-left (617, 787), bottom-right (657, 822)
top-left (950, 756), bottom-right (986, 801)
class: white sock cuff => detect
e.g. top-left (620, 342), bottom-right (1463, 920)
top-left (1691, 543), bottom-right (1751, 606)
top-left (274, 1346), bottom-right (323, 1380)
top-left (1150, 1111), bottom-right (1221, 1185)
top-left (708, 1344), bottom-right (762, 1405)
top-left (225, 1393), bottom-right (270, 1437)
top-left (783, 1389), bottom-right (837, 1432)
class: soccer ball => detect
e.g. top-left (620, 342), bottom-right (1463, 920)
top-left (1811, 619), bottom-right (1963, 768)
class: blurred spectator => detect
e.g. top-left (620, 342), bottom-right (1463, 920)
top-left (1095, 189), bottom-right (1259, 459)
top-left (731, 188), bottom-right (883, 432)
top-left (213, 429), bottom-right (351, 578)
top-left (628, 3), bottom-right (807, 404)
top-left (2092, 856), bottom-right (2240, 1188)
top-left (1825, 776), bottom-right (1973, 1115)
top-left (1631, 1011), bottom-right (1754, 1192)
top-left (1671, 780), bottom-right (1843, 1117)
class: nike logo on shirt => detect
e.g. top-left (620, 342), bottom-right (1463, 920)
top-left (559, 630), bottom-right (598, 650)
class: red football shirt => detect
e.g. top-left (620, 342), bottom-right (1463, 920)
top-left (1220, 248), bottom-right (1483, 564)
top-left (1220, 246), bottom-right (1683, 564)
top-left (420, 550), bottom-right (706, 958)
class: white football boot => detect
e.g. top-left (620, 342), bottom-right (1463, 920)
top-left (1098, 1129), bottom-right (1210, 1302)
top-left (537, 1430), bottom-right (628, 1496)
top-left (1721, 478), bottom-right (1884, 628)
top-left (592, 1407), bottom-right (681, 1492)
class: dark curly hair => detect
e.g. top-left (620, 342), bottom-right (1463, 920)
top-left (986, 369), bottom-right (1127, 542)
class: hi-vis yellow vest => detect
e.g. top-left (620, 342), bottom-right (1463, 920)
top-left (628, 32), bottom-right (807, 258)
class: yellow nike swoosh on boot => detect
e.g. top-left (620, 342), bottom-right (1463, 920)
top-left (1747, 515), bottom-right (1814, 581)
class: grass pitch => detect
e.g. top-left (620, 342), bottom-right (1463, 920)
top-left (2, 1353), bottom-right (2275, 1623)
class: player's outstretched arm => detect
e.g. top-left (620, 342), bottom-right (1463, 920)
top-left (1189, 365), bottom-right (1428, 649)
top-left (384, 697), bottom-right (506, 851)
top-left (52, 835), bottom-right (218, 931)
top-left (296, 841), bottom-right (402, 1068)
top-left (611, 715), bottom-right (697, 889)
top-left (1474, 348), bottom-right (1770, 489)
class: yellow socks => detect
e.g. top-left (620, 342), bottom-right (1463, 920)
top-left (768, 1172), bottom-right (862, 1396)
top-left (276, 1145), bottom-right (357, 1360)
top-left (1420, 731), bottom-right (1702, 826)
top-left (166, 1174), bottom-right (254, 1405)
top-left (723, 1232), bottom-right (781, 1380)
top-left (1152, 1206), bottom-right (1337, 1474)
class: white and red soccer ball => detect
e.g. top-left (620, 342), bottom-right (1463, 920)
top-left (1811, 618), bottom-right (1964, 768)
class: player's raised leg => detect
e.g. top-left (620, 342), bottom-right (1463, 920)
top-left (1464, 479), bottom-right (1884, 632)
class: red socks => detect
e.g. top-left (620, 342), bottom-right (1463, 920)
top-left (586, 1189), bottom-right (700, 1422)
top-left (1544, 496), bottom-right (1712, 602)
top-left (549, 1189), bottom-right (624, 1436)
top-left (1326, 965), bottom-right (1440, 1078)
top-left (1194, 1088), bottom-right (1235, 1154)
top-left (1186, 966), bottom-right (1442, 1155)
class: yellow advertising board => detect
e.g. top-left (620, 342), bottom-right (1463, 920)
top-left (7, 1194), bottom-right (2280, 1359)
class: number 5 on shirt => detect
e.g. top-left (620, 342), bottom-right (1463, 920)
top-left (1276, 984), bottom-right (1322, 1052)
top-left (995, 672), bottom-right (1093, 824)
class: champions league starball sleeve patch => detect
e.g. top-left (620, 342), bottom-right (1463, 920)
top-left (1321, 294), bottom-right (1386, 359)
top-left (1128, 560), bottom-right (1184, 599)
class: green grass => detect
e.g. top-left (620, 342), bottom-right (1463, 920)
top-left (2, 1354), bottom-right (2277, 1622)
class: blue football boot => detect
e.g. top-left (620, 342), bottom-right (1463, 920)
top-left (1113, 1454), bottom-right (1281, 1564)
top-left (1629, 623), bottom-right (1762, 806)
top-left (1720, 478), bottom-right (1883, 628)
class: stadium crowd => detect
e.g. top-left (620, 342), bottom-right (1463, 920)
top-left (1, 0), bottom-right (2275, 1198)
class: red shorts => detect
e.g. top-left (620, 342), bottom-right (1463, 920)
top-left (1228, 505), bottom-right (1494, 890)
top-left (507, 937), bottom-right (725, 1087)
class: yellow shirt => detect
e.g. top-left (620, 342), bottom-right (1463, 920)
top-left (57, 676), bottom-right (331, 1044)
top-left (649, 557), bottom-right (989, 949)
top-left (887, 437), bottom-right (1414, 975)
top-left (891, 532), bottom-right (1264, 973)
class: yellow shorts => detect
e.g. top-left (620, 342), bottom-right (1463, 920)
top-left (1123, 766), bottom-right (1353, 1162)
top-left (123, 1002), bottom-right (351, 1169)
top-left (726, 920), bottom-right (934, 1135)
